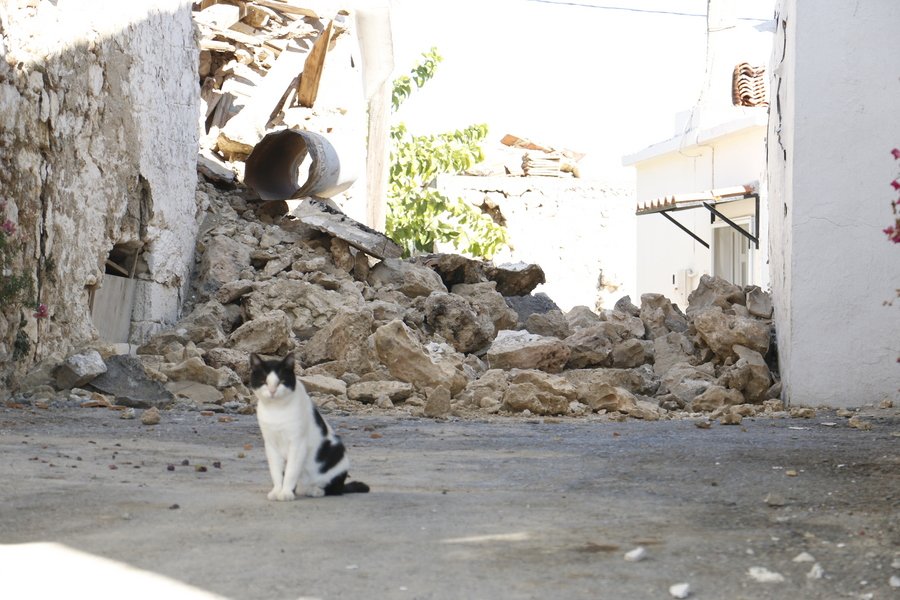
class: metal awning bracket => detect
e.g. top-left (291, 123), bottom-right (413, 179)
top-left (702, 200), bottom-right (759, 248)
top-left (659, 211), bottom-right (710, 249)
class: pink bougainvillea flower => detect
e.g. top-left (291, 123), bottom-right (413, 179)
top-left (1, 219), bottom-right (15, 236)
top-left (891, 180), bottom-right (900, 191)
top-left (892, 148), bottom-right (900, 160)
top-left (887, 226), bottom-right (900, 244)
top-left (33, 303), bottom-right (49, 319)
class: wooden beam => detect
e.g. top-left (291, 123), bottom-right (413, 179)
top-left (297, 20), bottom-right (332, 108)
top-left (217, 39), bottom-right (310, 154)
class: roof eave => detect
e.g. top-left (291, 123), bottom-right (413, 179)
top-left (622, 111), bottom-right (768, 167)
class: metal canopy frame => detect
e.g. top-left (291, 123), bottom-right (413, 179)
top-left (636, 189), bottom-right (760, 250)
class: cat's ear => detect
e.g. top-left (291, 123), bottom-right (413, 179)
top-left (281, 354), bottom-right (295, 371)
top-left (249, 353), bottom-right (263, 370)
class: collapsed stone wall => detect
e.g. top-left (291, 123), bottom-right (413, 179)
top-left (17, 181), bottom-right (783, 426)
top-left (0, 1), bottom-right (199, 388)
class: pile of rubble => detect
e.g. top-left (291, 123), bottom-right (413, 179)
top-left (16, 182), bottom-right (786, 425)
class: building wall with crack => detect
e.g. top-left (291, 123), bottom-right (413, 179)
top-left (767, 0), bottom-right (900, 407)
top-left (0, 0), bottom-right (199, 388)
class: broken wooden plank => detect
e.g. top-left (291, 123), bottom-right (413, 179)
top-left (293, 198), bottom-right (402, 260)
top-left (198, 149), bottom-right (237, 184)
top-left (297, 20), bottom-right (332, 108)
top-left (201, 77), bottom-right (223, 119)
top-left (199, 38), bottom-right (236, 53)
top-left (198, 21), bottom-right (262, 46)
top-left (217, 39), bottom-right (310, 155)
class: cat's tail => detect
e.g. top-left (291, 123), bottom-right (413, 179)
top-left (343, 480), bottom-right (370, 494)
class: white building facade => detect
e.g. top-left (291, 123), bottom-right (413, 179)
top-left (767, 0), bottom-right (900, 407)
top-left (623, 0), bottom-right (774, 308)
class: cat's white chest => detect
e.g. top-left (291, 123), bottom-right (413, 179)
top-left (257, 398), bottom-right (305, 450)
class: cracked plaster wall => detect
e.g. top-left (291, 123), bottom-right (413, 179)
top-left (0, 0), bottom-right (199, 387)
top-left (767, 0), bottom-right (900, 407)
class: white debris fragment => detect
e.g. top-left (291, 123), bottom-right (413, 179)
top-left (807, 563), bottom-right (824, 580)
top-left (748, 566), bottom-right (785, 583)
top-left (793, 552), bottom-right (816, 563)
top-left (668, 582), bottom-right (691, 598)
top-left (764, 492), bottom-right (786, 507)
top-left (624, 546), bottom-right (647, 562)
top-left (889, 575), bottom-right (900, 588)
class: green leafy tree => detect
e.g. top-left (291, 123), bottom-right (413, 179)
top-left (387, 48), bottom-right (508, 259)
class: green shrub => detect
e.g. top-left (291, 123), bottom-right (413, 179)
top-left (386, 48), bottom-right (509, 259)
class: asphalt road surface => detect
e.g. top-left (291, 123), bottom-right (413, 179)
top-left (1, 405), bottom-right (898, 599)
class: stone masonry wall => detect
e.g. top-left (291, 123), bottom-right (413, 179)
top-left (0, 0), bottom-right (199, 389)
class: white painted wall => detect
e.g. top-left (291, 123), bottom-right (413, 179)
top-left (768, 0), bottom-right (900, 407)
top-left (630, 123), bottom-right (769, 307)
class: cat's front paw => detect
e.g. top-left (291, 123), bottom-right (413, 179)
top-left (267, 488), bottom-right (280, 501)
top-left (274, 489), bottom-right (296, 501)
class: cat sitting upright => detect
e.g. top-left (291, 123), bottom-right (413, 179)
top-left (249, 353), bottom-right (369, 501)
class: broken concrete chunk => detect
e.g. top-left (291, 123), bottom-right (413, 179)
top-left (565, 305), bottom-right (602, 331)
top-left (686, 274), bottom-right (745, 317)
top-left (689, 385), bottom-right (745, 412)
top-left (718, 344), bottom-right (771, 402)
top-left (452, 282), bottom-right (519, 333)
top-left (166, 380), bottom-right (225, 406)
top-left (347, 380), bottom-right (414, 404)
top-left (228, 309), bottom-right (292, 354)
top-left (302, 308), bottom-right (375, 374)
top-left (693, 306), bottom-right (770, 360)
top-left (373, 320), bottom-right (467, 394)
top-left (424, 292), bottom-right (495, 354)
top-left (88, 355), bottom-right (175, 409)
top-left (487, 330), bottom-right (570, 373)
top-left (501, 370), bottom-right (576, 416)
top-left (505, 292), bottom-right (561, 328)
top-left (298, 374), bottom-right (347, 397)
top-left (652, 332), bottom-right (696, 378)
top-left (483, 261), bottom-right (545, 296)
top-left (745, 285), bottom-right (773, 319)
top-left (54, 350), bottom-right (107, 390)
top-left (640, 293), bottom-right (688, 339)
top-left (414, 253), bottom-right (488, 288)
top-left (525, 309), bottom-right (571, 339)
top-left (424, 385), bottom-right (453, 418)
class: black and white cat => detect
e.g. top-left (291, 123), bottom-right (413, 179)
top-left (249, 353), bottom-right (369, 501)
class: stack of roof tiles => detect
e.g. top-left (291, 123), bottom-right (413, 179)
top-left (731, 63), bottom-right (767, 107)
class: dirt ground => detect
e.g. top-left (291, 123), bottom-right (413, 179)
top-left (0, 403), bottom-right (898, 600)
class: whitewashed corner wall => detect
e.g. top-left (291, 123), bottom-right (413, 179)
top-left (0, 0), bottom-right (199, 385)
top-left (768, 0), bottom-right (900, 407)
